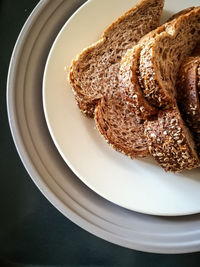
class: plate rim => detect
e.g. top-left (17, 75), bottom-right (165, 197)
top-left (7, 0), bottom-right (200, 253)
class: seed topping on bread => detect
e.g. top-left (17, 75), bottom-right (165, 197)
top-left (145, 108), bottom-right (200, 172)
top-left (139, 7), bottom-right (200, 109)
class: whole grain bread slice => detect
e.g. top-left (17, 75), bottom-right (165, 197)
top-left (119, 44), bottom-right (157, 119)
top-left (139, 7), bottom-right (200, 109)
top-left (144, 108), bottom-right (200, 172)
top-left (177, 56), bottom-right (200, 133)
top-left (69, 0), bottom-right (164, 117)
top-left (176, 52), bottom-right (200, 156)
top-left (195, 63), bottom-right (200, 156)
top-left (95, 92), bottom-right (149, 158)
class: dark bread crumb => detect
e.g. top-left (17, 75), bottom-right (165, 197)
top-left (95, 92), bottom-right (149, 158)
top-left (69, 0), bottom-right (164, 117)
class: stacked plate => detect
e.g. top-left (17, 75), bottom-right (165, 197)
top-left (7, 0), bottom-right (200, 253)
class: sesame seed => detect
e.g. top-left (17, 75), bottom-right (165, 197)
top-left (150, 133), bottom-right (156, 138)
top-left (177, 140), bottom-right (183, 144)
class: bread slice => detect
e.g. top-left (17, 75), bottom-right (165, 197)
top-left (119, 44), bottom-right (157, 119)
top-left (95, 92), bottom-right (149, 158)
top-left (177, 56), bottom-right (200, 133)
top-left (139, 7), bottom-right (200, 109)
top-left (176, 54), bottom-right (200, 156)
top-left (166, 7), bottom-right (195, 22)
top-left (69, 0), bottom-right (164, 117)
top-left (144, 108), bottom-right (200, 172)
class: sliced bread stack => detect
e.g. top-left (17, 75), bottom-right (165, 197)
top-left (139, 8), bottom-right (200, 109)
top-left (119, 7), bottom-right (196, 119)
top-left (69, 0), bottom-right (200, 172)
top-left (119, 7), bottom-right (200, 171)
top-left (70, 0), bottom-right (164, 157)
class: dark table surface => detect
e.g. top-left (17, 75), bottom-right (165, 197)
top-left (1, 0), bottom-right (200, 266)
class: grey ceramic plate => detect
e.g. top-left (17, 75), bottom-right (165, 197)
top-left (7, 0), bottom-right (200, 253)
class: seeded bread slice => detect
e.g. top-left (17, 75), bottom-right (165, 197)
top-left (176, 55), bottom-right (200, 156)
top-left (144, 108), bottom-right (200, 172)
top-left (69, 0), bottom-right (164, 117)
top-left (95, 92), bottom-right (148, 158)
top-left (139, 7), bottom-right (200, 109)
top-left (119, 44), bottom-right (157, 119)
top-left (177, 56), bottom-right (200, 133)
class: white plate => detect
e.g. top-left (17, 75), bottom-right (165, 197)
top-left (43, 0), bottom-right (200, 216)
